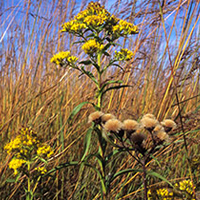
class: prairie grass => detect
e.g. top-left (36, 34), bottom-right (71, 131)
top-left (0, 0), bottom-right (199, 199)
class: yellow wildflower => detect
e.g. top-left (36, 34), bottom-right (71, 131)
top-left (82, 39), bottom-right (104, 55)
top-left (35, 166), bottom-right (47, 174)
top-left (37, 144), bottom-right (53, 158)
top-left (114, 48), bottom-right (134, 61)
top-left (51, 51), bottom-right (78, 66)
top-left (8, 158), bottom-right (26, 175)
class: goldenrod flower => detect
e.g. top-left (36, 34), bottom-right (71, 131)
top-left (37, 144), bottom-right (54, 158)
top-left (112, 19), bottom-right (138, 36)
top-left (61, 20), bottom-right (87, 33)
top-left (114, 48), bottom-right (134, 61)
top-left (148, 188), bottom-right (173, 200)
top-left (8, 158), bottom-right (26, 175)
top-left (175, 180), bottom-right (195, 196)
top-left (51, 51), bottom-right (78, 66)
top-left (35, 166), bottom-right (47, 175)
top-left (82, 39), bottom-right (104, 55)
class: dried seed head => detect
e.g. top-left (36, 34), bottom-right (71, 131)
top-left (88, 111), bottom-right (104, 124)
top-left (156, 131), bottom-right (169, 142)
top-left (123, 119), bottom-right (139, 138)
top-left (153, 124), bottom-right (165, 133)
top-left (130, 133), bottom-right (146, 146)
top-left (140, 117), bottom-right (159, 132)
top-left (143, 113), bottom-right (156, 119)
top-left (104, 119), bottom-right (124, 135)
top-left (161, 119), bottom-right (177, 133)
top-left (101, 113), bottom-right (116, 124)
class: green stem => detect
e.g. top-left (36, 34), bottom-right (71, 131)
top-left (27, 161), bottom-right (31, 200)
top-left (97, 52), bottom-right (102, 110)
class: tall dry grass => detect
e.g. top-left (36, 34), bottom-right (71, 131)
top-left (0, 0), bottom-right (199, 199)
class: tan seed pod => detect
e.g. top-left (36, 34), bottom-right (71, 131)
top-left (101, 113), bottom-right (116, 124)
top-left (88, 111), bottom-right (104, 124)
top-left (123, 119), bottom-right (139, 138)
top-left (140, 117), bottom-right (159, 132)
top-left (156, 130), bottom-right (169, 142)
top-left (104, 119), bottom-right (124, 136)
top-left (142, 113), bottom-right (156, 119)
top-left (161, 119), bottom-right (177, 133)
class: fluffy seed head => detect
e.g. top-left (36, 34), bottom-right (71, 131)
top-left (140, 117), bottom-right (159, 132)
top-left (130, 133), bottom-right (146, 145)
top-left (104, 119), bottom-right (123, 134)
top-left (161, 119), bottom-right (177, 133)
top-left (156, 131), bottom-right (169, 142)
top-left (101, 113), bottom-right (116, 124)
top-left (123, 119), bottom-right (139, 138)
top-left (153, 124), bottom-right (165, 133)
top-left (88, 111), bottom-right (104, 124)
top-left (143, 114), bottom-right (156, 119)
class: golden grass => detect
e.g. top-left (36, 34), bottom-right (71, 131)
top-left (0, 0), bottom-right (199, 199)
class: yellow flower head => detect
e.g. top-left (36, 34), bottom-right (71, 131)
top-left (61, 20), bottom-right (87, 33)
top-left (37, 144), bottom-right (54, 158)
top-left (82, 39), bottom-right (104, 55)
top-left (51, 51), bottom-right (78, 66)
top-left (114, 48), bottom-right (134, 61)
top-left (8, 158), bottom-right (26, 175)
top-left (35, 166), bottom-right (47, 175)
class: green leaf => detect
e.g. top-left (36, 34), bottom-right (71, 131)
top-left (6, 178), bottom-right (16, 183)
top-left (72, 40), bottom-right (85, 45)
top-left (109, 169), bottom-right (142, 183)
top-left (80, 66), bottom-right (98, 85)
top-left (67, 101), bottom-right (90, 122)
top-left (100, 80), bottom-right (123, 93)
top-left (102, 85), bottom-right (131, 96)
top-left (44, 161), bottom-right (79, 176)
top-left (84, 162), bottom-right (107, 196)
top-left (147, 170), bottom-right (174, 188)
top-left (79, 60), bottom-right (92, 65)
top-left (81, 127), bottom-right (93, 161)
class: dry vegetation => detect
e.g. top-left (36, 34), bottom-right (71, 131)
top-left (0, 0), bottom-right (199, 199)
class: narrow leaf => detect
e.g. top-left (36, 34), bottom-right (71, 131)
top-left (81, 127), bottom-right (93, 161)
top-left (147, 170), bottom-right (174, 188)
top-left (67, 101), bottom-right (90, 122)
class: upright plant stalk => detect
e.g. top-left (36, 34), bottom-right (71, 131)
top-left (27, 161), bottom-right (31, 200)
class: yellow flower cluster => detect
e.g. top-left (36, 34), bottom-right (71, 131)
top-left (8, 158), bottom-right (26, 175)
top-left (61, 1), bottom-right (138, 38)
top-left (114, 48), bottom-right (134, 61)
top-left (82, 39), bottom-right (104, 55)
top-left (50, 51), bottom-right (78, 66)
top-left (113, 19), bottom-right (139, 36)
top-left (37, 144), bottom-right (54, 158)
top-left (61, 20), bottom-right (87, 33)
top-left (175, 180), bottom-right (195, 196)
top-left (35, 166), bottom-right (47, 174)
top-left (4, 128), bottom-right (54, 175)
top-left (148, 188), bottom-right (173, 200)
top-left (4, 128), bottom-right (39, 157)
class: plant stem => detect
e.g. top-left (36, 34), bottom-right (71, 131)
top-left (27, 161), bottom-right (31, 200)
top-left (142, 159), bottom-right (148, 200)
top-left (97, 52), bottom-right (102, 110)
